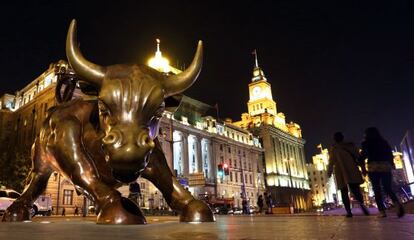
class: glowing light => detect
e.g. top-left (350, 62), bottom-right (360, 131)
top-left (148, 39), bottom-right (171, 73)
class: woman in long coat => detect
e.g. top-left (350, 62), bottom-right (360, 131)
top-left (327, 132), bottom-right (369, 217)
top-left (359, 127), bottom-right (404, 218)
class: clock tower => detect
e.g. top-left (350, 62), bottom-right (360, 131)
top-left (247, 50), bottom-right (277, 116)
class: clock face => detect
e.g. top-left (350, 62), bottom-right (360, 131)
top-left (253, 86), bottom-right (261, 97)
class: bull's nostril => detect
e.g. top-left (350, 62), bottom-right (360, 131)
top-left (146, 136), bottom-right (155, 148)
top-left (103, 131), bottom-right (121, 146)
top-left (107, 135), bottom-right (115, 142)
top-left (137, 133), bottom-right (154, 148)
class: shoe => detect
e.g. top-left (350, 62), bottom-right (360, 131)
top-left (346, 212), bottom-right (353, 218)
top-left (360, 204), bottom-right (370, 216)
top-left (377, 210), bottom-right (387, 218)
top-left (397, 205), bottom-right (405, 218)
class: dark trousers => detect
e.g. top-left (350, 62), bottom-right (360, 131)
top-left (340, 183), bottom-right (364, 213)
top-left (369, 171), bottom-right (400, 211)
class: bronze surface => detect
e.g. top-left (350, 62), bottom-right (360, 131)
top-left (2, 19), bottom-right (214, 224)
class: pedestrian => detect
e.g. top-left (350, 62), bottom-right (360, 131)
top-left (327, 132), bottom-right (370, 217)
top-left (242, 199), bottom-right (248, 214)
top-left (265, 192), bottom-right (273, 214)
top-left (61, 207), bottom-right (66, 216)
top-left (359, 127), bottom-right (405, 218)
top-left (128, 182), bottom-right (141, 205)
top-left (74, 206), bottom-right (79, 216)
top-left (257, 195), bottom-right (264, 214)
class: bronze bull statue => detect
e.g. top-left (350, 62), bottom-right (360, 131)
top-left (2, 20), bottom-right (215, 224)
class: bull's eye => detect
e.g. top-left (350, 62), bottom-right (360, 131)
top-left (98, 101), bottom-right (111, 120)
top-left (154, 106), bottom-right (165, 118)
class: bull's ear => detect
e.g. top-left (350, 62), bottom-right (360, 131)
top-left (78, 81), bottom-right (99, 96)
top-left (163, 41), bottom-right (203, 97)
top-left (164, 94), bottom-right (183, 113)
top-left (66, 19), bottom-right (106, 88)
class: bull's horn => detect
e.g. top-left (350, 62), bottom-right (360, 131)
top-left (163, 41), bottom-right (203, 97)
top-left (66, 19), bottom-right (105, 87)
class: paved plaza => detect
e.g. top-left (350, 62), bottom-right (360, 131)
top-left (0, 213), bottom-right (413, 240)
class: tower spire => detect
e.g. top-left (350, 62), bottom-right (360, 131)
top-left (148, 38), bottom-right (170, 73)
top-left (155, 38), bottom-right (161, 57)
top-left (251, 49), bottom-right (266, 82)
top-left (253, 49), bottom-right (259, 68)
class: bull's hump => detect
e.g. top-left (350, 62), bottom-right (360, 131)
top-left (49, 99), bottom-right (96, 125)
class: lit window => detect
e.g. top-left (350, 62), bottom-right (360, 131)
top-left (63, 189), bottom-right (73, 205)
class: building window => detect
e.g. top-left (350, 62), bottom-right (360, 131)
top-left (228, 147), bottom-right (231, 153)
top-left (141, 182), bottom-right (146, 189)
top-left (249, 175), bottom-right (252, 184)
top-left (220, 144), bottom-right (223, 151)
top-left (229, 159), bottom-right (232, 167)
top-left (235, 173), bottom-right (238, 182)
top-left (63, 189), bottom-right (73, 205)
top-left (230, 172), bottom-right (233, 182)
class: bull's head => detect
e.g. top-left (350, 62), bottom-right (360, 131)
top-left (66, 20), bottom-right (202, 183)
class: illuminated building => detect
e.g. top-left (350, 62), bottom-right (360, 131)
top-left (144, 41), bottom-right (266, 208)
top-left (400, 131), bottom-right (414, 194)
top-left (306, 145), bottom-right (337, 207)
top-left (233, 51), bottom-right (311, 211)
top-left (0, 61), bottom-right (87, 214)
top-left (392, 150), bottom-right (408, 185)
top-left (0, 41), bottom-right (265, 213)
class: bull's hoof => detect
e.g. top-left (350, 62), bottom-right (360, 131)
top-left (1, 202), bottom-right (32, 222)
top-left (180, 199), bottom-right (215, 223)
top-left (97, 197), bottom-right (146, 224)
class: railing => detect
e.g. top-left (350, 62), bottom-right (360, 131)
top-left (383, 182), bottom-right (414, 208)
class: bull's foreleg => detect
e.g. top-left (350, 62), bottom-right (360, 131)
top-left (141, 140), bottom-right (215, 222)
top-left (52, 118), bottom-right (145, 224)
top-left (2, 139), bottom-right (52, 222)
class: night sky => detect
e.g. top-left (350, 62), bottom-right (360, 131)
top-left (1, 1), bottom-right (414, 160)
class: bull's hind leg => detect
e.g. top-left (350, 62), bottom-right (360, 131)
top-left (141, 140), bottom-right (215, 222)
top-left (2, 139), bottom-right (52, 222)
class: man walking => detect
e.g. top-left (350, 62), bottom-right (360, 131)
top-left (327, 132), bottom-right (369, 217)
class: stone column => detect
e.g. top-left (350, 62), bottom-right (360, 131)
top-left (207, 139), bottom-right (214, 180)
top-left (196, 136), bottom-right (203, 173)
top-left (182, 133), bottom-right (189, 176)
